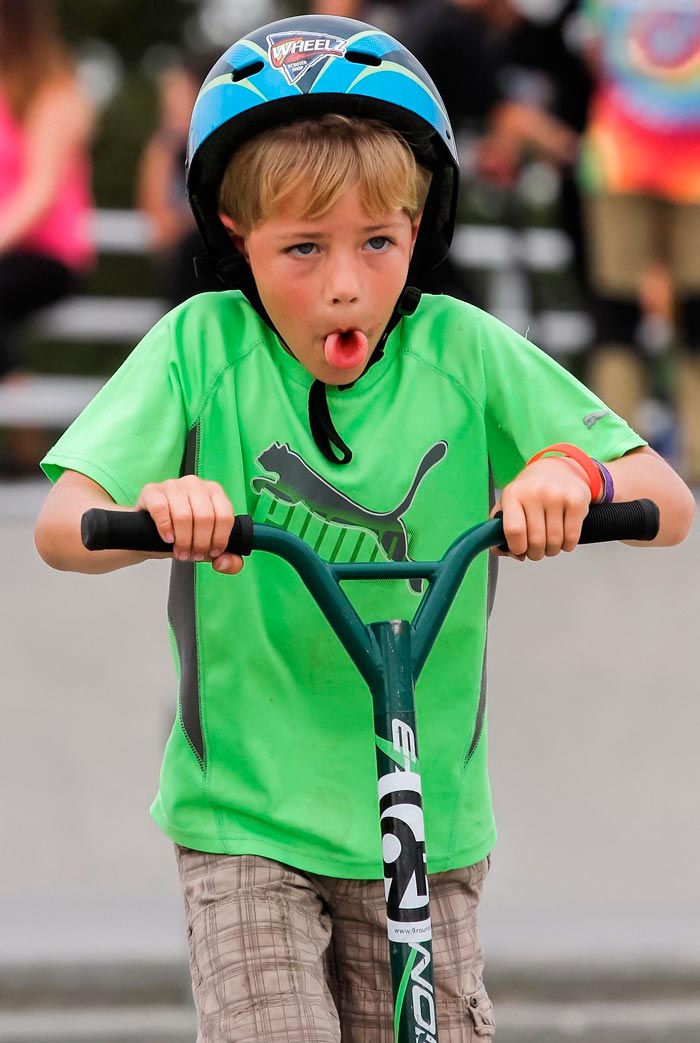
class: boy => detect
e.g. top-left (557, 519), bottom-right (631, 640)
top-left (34, 14), bottom-right (694, 1043)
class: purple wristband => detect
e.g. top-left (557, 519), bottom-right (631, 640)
top-left (593, 460), bottom-right (614, 503)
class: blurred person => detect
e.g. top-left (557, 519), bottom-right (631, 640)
top-left (504, 1), bottom-right (594, 294)
top-left (395, 0), bottom-right (580, 304)
top-left (0, 0), bottom-right (94, 382)
top-left (315, 0), bottom-right (578, 182)
top-left (313, 0), bottom-right (579, 303)
top-left (310, 0), bottom-right (414, 34)
top-left (137, 57), bottom-right (219, 306)
top-left (579, 0), bottom-right (700, 484)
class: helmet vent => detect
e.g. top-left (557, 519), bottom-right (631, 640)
top-left (344, 50), bottom-right (382, 67)
top-left (230, 60), bottom-right (264, 83)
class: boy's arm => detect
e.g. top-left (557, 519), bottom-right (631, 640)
top-left (499, 446), bottom-right (695, 560)
top-left (603, 447), bottom-right (696, 546)
top-left (34, 470), bottom-right (244, 575)
top-left (35, 471), bottom-right (166, 574)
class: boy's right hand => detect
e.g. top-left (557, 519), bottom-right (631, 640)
top-left (136, 476), bottom-right (243, 574)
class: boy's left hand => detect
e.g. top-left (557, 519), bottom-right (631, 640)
top-left (493, 457), bottom-right (592, 561)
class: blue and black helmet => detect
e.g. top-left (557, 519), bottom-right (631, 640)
top-left (186, 14), bottom-right (459, 283)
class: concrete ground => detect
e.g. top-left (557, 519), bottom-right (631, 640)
top-left (2, 481), bottom-right (699, 988)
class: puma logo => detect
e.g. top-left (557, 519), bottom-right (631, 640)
top-left (252, 441), bottom-right (448, 590)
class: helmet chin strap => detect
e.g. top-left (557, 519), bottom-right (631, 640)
top-left (203, 249), bottom-right (422, 465)
top-left (308, 284), bottom-right (422, 465)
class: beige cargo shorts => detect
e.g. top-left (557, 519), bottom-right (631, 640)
top-left (176, 848), bottom-right (495, 1043)
top-left (585, 192), bottom-right (700, 297)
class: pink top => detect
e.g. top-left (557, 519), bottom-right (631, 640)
top-left (0, 88), bottom-right (94, 270)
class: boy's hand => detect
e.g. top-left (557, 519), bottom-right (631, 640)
top-left (136, 476), bottom-right (243, 574)
top-left (493, 457), bottom-right (592, 561)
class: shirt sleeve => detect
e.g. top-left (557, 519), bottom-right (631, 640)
top-left (41, 313), bottom-right (191, 505)
top-left (479, 312), bottom-right (647, 489)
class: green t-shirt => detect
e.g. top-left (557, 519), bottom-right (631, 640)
top-left (42, 291), bottom-right (645, 877)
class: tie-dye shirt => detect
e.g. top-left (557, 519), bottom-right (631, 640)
top-left (579, 0), bottom-right (700, 202)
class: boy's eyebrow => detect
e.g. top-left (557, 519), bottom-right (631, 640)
top-left (276, 221), bottom-right (406, 239)
top-left (363, 222), bottom-right (405, 232)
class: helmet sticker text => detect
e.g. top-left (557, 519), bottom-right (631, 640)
top-left (267, 30), bottom-right (347, 86)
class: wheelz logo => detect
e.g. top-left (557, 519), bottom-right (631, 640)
top-left (267, 31), bottom-right (347, 86)
top-left (409, 943), bottom-right (437, 1043)
top-left (379, 720), bottom-right (432, 943)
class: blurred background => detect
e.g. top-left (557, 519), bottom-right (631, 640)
top-left (1, 1), bottom-right (698, 1041)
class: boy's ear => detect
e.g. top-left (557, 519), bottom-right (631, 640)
top-left (218, 212), bottom-right (249, 261)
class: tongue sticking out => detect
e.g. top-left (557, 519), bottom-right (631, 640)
top-left (323, 329), bottom-right (369, 371)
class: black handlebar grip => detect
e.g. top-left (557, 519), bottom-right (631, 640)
top-left (578, 498), bottom-right (659, 544)
top-left (81, 509), bottom-right (255, 556)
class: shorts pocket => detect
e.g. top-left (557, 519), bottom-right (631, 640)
top-left (465, 981), bottom-right (495, 1037)
top-left (184, 920), bottom-right (204, 991)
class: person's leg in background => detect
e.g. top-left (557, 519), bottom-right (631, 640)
top-left (0, 252), bottom-right (80, 477)
top-left (583, 192), bottom-right (657, 431)
top-left (669, 201), bottom-right (700, 486)
top-left (0, 252), bottom-right (79, 475)
top-left (588, 295), bottom-right (646, 426)
top-left (0, 252), bottom-right (77, 380)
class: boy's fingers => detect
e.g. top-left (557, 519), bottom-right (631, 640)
top-left (186, 483), bottom-right (234, 560)
top-left (187, 487), bottom-right (217, 560)
top-left (544, 505), bottom-right (565, 557)
top-left (208, 484), bottom-right (235, 558)
top-left (168, 490), bottom-right (196, 560)
top-left (562, 501), bottom-right (587, 553)
top-left (135, 479), bottom-right (239, 565)
top-left (212, 553), bottom-right (244, 575)
top-left (523, 503), bottom-right (546, 561)
top-left (137, 486), bottom-right (175, 545)
top-left (562, 509), bottom-right (581, 553)
top-left (502, 500), bottom-right (528, 558)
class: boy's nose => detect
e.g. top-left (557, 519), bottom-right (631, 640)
top-left (326, 255), bottom-right (360, 304)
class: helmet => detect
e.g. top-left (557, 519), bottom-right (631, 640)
top-left (186, 14), bottom-right (459, 286)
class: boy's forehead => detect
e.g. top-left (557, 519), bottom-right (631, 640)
top-left (266, 184), bottom-right (406, 227)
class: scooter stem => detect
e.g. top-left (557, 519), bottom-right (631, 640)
top-left (371, 619), bottom-right (437, 1042)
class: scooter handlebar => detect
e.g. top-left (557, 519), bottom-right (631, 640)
top-left (81, 499), bottom-right (659, 556)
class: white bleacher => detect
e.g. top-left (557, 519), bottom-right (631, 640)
top-left (0, 210), bottom-right (589, 429)
top-left (33, 295), bottom-right (167, 342)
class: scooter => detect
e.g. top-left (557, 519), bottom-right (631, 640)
top-left (82, 497), bottom-right (659, 1042)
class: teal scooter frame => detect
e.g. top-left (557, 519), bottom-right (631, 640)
top-left (82, 498), bottom-right (659, 1043)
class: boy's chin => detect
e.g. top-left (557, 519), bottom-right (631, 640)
top-left (318, 359), bottom-right (368, 386)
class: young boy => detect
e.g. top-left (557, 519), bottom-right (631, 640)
top-left (34, 14), bottom-right (694, 1043)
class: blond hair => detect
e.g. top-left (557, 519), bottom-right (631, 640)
top-left (218, 114), bottom-right (431, 232)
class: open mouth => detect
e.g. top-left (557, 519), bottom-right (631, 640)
top-left (322, 328), bottom-right (369, 370)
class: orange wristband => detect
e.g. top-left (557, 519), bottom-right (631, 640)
top-left (526, 442), bottom-right (603, 502)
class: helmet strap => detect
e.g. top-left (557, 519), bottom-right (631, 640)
top-left (211, 251), bottom-right (279, 330)
top-left (308, 380), bottom-right (354, 465)
top-left (201, 244), bottom-right (423, 467)
top-left (307, 284), bottom-right (422, 466)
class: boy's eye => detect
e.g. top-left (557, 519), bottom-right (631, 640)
top-left (288, 242), bottom-right (317, 256)
top-left (367, 236), bottom-right (391, 251)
